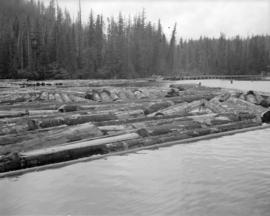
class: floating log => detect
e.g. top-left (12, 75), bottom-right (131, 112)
top-left (205, 99), bottom-right (229, 113)
top-left (218, 92), bottom-right (231, 102)
top-left (169, 93), bottom-right (216, 103)
top-left (148, 100), bottom-right (207, 117)
top-left (55, 93), bottom-right (64, 103)
top-left (20, 132), bottom-right (141, 168)
top-left (144, 101), bottom-right (175, 115)
top-left (61, 93), bottom-right (72, 103)
top-left (0, 110), bottom-right (29, 119)
top-left (99, 90), bottom-right (112, 102)
top-left (0, 125), bottom-right (67, 147)
top-left (0, 153), bottom-right (21, 172)
top-left (0, 122), bottom-right (31, 136)
top-left (224, 97), bottom-right (267, 116)
top-left (8, 123), bottom-right (103, 151)
top-left (58, 104), bottom-right (80, 112)
top-left (165, 88), bottom-right (180, 97)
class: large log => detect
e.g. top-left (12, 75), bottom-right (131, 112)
top-left (19, 132), bottom-right (141, 168)
top-left (0, 119), bottom-right (35, 136)
top-left (108, 119), bottom-right (261, 152)
top-left (144, 101), bottom-right (175, 115)
top-left (224, 97), bottom-right (267, 116)
top-left (0, 110), bottom-right (29, 119)
top-left (205, 99), bottom-right (229, 113)
top-left (169, 93), bottom-right (216, 104)
top-left (1, 123), bottom-right (103, 153)
top-left (0, 125), bottom-right (67, 147)
top-left (148, 100), bottom-right (207, 117)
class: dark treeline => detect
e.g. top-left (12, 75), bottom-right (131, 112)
top-left (0, 0), bottom-right (270, 79)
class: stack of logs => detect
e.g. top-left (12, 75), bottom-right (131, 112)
top-left (0, 81), bottom-right (269, 173)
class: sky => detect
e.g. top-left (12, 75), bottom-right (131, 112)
top-left (39, 0), bottom-right (270, 39)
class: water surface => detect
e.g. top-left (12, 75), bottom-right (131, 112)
top-left (1, 128), bottom-right (270, 216)
top-left (175, 79), bottom-right (270, 92)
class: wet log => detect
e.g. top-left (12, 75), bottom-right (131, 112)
top-left (112, 119), bottom-right (261, 152)
top-left (0, 110), bottom-right (29, 119)
top-left (20, 132), bottom-right (141, 168)
top-left (0, 153), bottom-right (21, 172)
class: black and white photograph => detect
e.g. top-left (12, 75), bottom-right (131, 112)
top-left (0, 0), bottom-right (270, 215)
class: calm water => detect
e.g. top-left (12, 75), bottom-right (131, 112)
top-left (1, 80), bottom-right (270, 216)
top-left (174, 79), bottom-right (270, 93)
top-left (0, 128), bottom-right (270, 215)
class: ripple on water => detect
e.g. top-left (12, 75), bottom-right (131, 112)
top-left (0, 128), bottom-right (270, 215)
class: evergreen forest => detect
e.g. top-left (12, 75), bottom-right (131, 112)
top-left (0, 0), bottom-right (270, 79)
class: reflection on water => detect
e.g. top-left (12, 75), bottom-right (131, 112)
top-left (1, 128), bottom-right (270, 215)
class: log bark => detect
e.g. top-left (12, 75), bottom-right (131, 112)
top-left (144, 101), bottom-right (175, 115)
top-left (19, 132), bottom-right (140, 168)
top-left (148, 100), bottom-right (207, 117)
top-left (0, 110), bottom-right (29, 119)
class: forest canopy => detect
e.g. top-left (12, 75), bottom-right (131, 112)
top-left (0, 0), bottom-right (269, 79)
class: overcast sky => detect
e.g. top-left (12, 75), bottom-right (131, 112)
top-left (39, 0), bottom-right (270, 39)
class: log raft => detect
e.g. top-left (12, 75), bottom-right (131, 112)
top-left (0, 79), bottom-right (270, 174)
